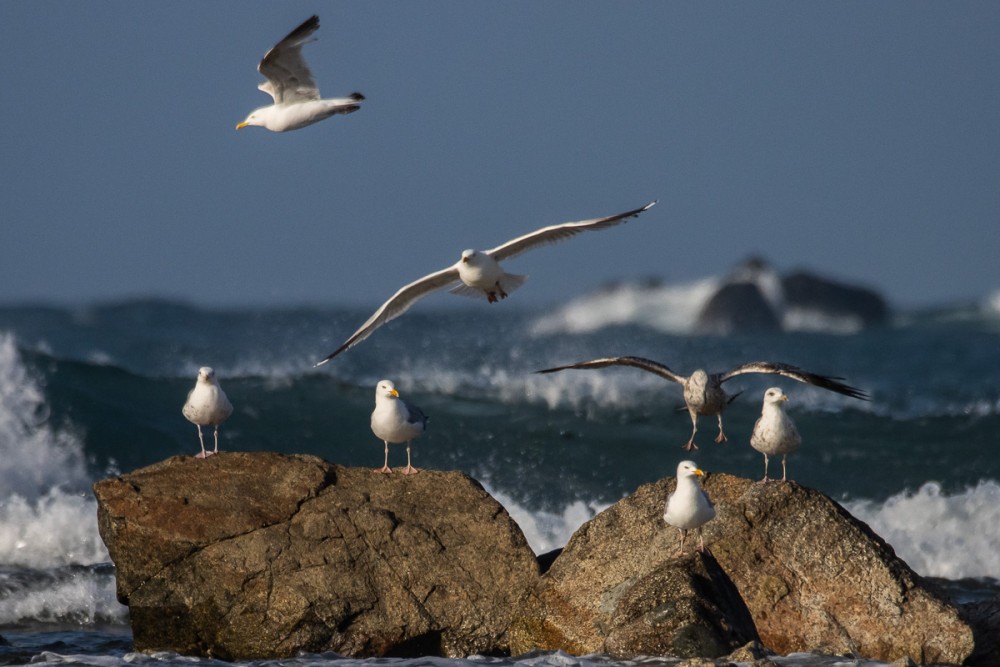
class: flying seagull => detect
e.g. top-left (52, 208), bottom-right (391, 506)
top-left (750, 387), bottom-right (802, 482)
top-left (370, 380), bottom-right (428, 475)
top-left (182, 367), bottom-right (234, 459)
top-left (315, 201), bottom-right (656, 365)
top-left (535, 356), bottom-right (867, 450)
top-left (237, 15), bottom-right (364, 132)
top-left (663, 460), bottom-right (716, 556)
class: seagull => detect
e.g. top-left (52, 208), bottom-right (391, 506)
top-left (315, 201), bottom-right (656, 365)
top-left (236, 15), bottom-right (364, 132)
top-left (750, 387), bottom-right (801, 482)
top-left (182, 367), bottom-right (234, 459)
top-left (663, 460), bottom-right (715, 556)
top-left (535, 356), bottom-right (867, 450)
top-left (370, 380), bottom-right (428, 475)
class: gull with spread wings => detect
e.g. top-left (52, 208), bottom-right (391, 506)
top-left (237, 15), bottom-right (364, 132)
top-left (536, 356), bottom-right (868, 450)
top-left (316, 201), bottom-right (656, 366)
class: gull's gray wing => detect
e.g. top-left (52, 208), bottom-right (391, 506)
top-left (485, 201), bottom-right (656, 262)
top-left (404, 400), bottom-right (428, 428)
top-left (718, 361), bottom-right (869, 400)
top-left (315, 265), bottom-right (461, 366)
top-left (536, 355), bottom-right (687, 386)
top-left (258, 15), bottom-right (322, 103)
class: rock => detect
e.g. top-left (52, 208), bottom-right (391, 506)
top-left (782, 270), bottom-right (889, 328)
top-left (508, 476), bottom-right (759, 659)
top-left (510, 473), bottom-right (974, 665)
top-left (93, 452), bottom-right (539, 660)
top-left (705, 476), bottom-right (972, 664)
top-left (693, 256), bottom-right (891, 334)
top-left (961, 593), bottom-right (1000, 665)
top-left (695, 282), bottom-right (782, 335)
top-left (603, 552), bottom-right (760, 659)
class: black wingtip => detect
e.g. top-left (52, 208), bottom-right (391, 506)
top-left (349, 91), bottom-right (365, 101)
top-left (284, 15), bottom-right (320, 42)
top-left (314, 344), bottom-right (347, 368)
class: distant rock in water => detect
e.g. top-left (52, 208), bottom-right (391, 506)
top-left (782, 269), bottom-right (890, 329)
top-left (695, 282), bottom-right (783, 334)
top-left (695, 256), bottom-right (889, 335)
top-left (532, 256), bottom-right (890, 336)
top-left (93, 453), bottom-right (539, 660)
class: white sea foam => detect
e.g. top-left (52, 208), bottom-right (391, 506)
top-left (530, 277), bottom-right (720, 336)
top-left (0, 566), bottom-right (127, 625)
top-left (0, 333), bottom-right (110, 568)
top-left (483, 483), bottom-right (610, 555)
top-left (846, 481), bottom-right (1000, 580)
top-left (781, 308), bottom-right (865, 334)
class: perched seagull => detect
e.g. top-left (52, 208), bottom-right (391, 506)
top-left (182, 367), bottom-right (234, 459)
top-left (750, 387), bottom-right (801, 482)
top-left (370, 380), bottom-right (428, 475)
top-left (315, 201), bottom-right (656, 365)
top-left (663, 460), bottom-right (716, 556)
top-left (536, 356), bottom-right (867, 450)
top-left (236, 15), bottom-right (364, 132)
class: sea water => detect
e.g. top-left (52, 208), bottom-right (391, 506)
top-left (1, 289), bottom-right (999, 666)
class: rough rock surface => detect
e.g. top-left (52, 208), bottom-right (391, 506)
top-left (93, 452), bottom-right (539, 660)
top-left (510, 474), bottom-right (974, 665)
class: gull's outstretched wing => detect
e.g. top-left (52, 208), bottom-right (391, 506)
top-left (258, 15), bottom-right (322, 103)
top-left (316, 266), bottom-right (461, 366)
top-left (486, 201), bottom-right (656, 262)
top-left (536, 355), bottom-right (687, 386)
top-left (718, 361), bottom-right (869, 400)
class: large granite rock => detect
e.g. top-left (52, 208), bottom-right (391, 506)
top-left (93, 452), bottom-right (539, 660)
top-left (510, 474), bottom-right (974, 665)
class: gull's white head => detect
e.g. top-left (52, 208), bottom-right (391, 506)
top-left (460, 249), bottom-right (479, 264)
top-left (236, 108), bottom-right (269, 130)
top-left (197, 367), bottom-right (217, 384)
top-left (376, 379), bottom-right (400, 399)
top-left (676, 460), bottom-right (706, 480)
top-left (763, 387), bottom-right (789, 405)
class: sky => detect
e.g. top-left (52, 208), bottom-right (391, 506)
top-left (1, 2), bottom-right (998, 310)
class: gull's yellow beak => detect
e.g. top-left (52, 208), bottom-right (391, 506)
top-left (694, 468), bottom-right (706, 477)
top-left (390, 389), bottom-right (399, 397)
top-left (781, 394), bottom-right (789, 402)
top-left (236, 121), bottom-right (249, 130)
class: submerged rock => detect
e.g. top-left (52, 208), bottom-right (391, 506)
top-left (510, 473), bottom-right (974, 665)
top-left (93, 453), bottom-right (538, 660)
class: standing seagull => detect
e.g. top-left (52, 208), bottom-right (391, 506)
top-left (370, 380), bottom-right (428, 475)
top-left (663, 460), bottom-right (716, 556)
top-left (182, 367), bottom-right (234, 459)
top-left (315, 201), bottom-right (656, 365)
top-left (750, 387), bottom-right (801, 482)
top-left (536, 356), bottom-right (867, 450)
top-left (236, 15), bottom-right (364, 132)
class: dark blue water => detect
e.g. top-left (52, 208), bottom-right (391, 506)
top-left (1, 295), bottom-right (999, 666)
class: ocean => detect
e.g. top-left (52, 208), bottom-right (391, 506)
top-left (2, 285), bottom-right (1000, 667)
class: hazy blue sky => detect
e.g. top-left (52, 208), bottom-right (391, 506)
top-left (1, 2), bottom-right (997, 309)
